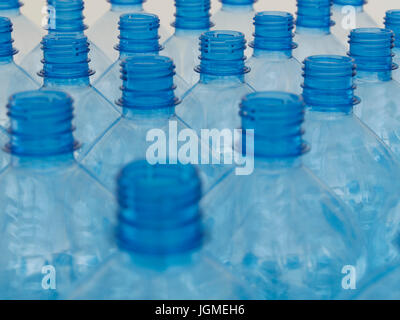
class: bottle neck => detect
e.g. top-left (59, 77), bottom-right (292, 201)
top-left (111, 4), bottom-right (143, 12)
top-left (174, 28), bottom-right (208, 36)
top-left (0, 55), bottom-right (13, 64)
top-left (355, 70), bottom-right (393, 83)
top-left (43, 77), bottom-right (90, 88)
top-left (121, 106), bottom-right (176, 120)
top-left (252, 49), bottom-right (292, 60)
top-left (10, 153), bottom-right (76, 169)
top-left (200, 73), bottom-right (245, 84)
top-left (0, 8), bottom-right (20, 17)
top-left (254, 157), bottom-right (303, 171)
top-left (295, 25), bottom-right (330, 35)
top-left (221, 4), bottom-right (253, 12)
top-left (332, 4), bottom-right (363, 13)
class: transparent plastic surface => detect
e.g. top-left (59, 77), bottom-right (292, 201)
top-left (0, 130), bottom-right (10, 172)
top-left (246, 53), bottom-right (302, 94)
top-left (293, 31), bottom-right (346, 64)
top-left (21, 40), bottom-right (112, 84)
top-left (0, 62), bottom-right (39, 128)
top-left (0, 157), bottom-right (117, 299)
top-left (393, 49), bottom-right (400, 82)
top-left (88, 8), bottom-right (169, 62)
top-left (331, 5), bottom-right (377, 47)
top-left (68, 249), bottom-right (249, 299)
top-left (41, 85), bottom-right (120, 160)
top-left (303, 111), bottom-right (400, 271)
top-left (202, 158), bottom-right (366, 299)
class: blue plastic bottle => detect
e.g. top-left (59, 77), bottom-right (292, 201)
top-left (39, 34), bottom-right (120, 159)
top-left (0, 90), bottom-right (117, 300)
top-left (163, 0), bottom-right (213, 88)
top-left (348, 28), bottom-right (400, 159)
top-left (202, 91), bottom-right (366, 300)
top-left (81, 55), bottom-right (227, 194)
top-left (68, 161), bottom-right (248, 299)
top-left (20, 0), bottom-right (112, 83)
top-left (301, 55), bottom-right (400, 271)
top-left (177, 30), bottom-right (254, 154)
top-left (384, 11), bottom-right (400, 84)
top-left (93, 13), bottom-right (190, 106)
top-left (0, 17), bottom-right (38, 129)
top-left (294, 0), bottom-right (346, 63)
top-left (331, 0), bottom-right (377, 46)
top-left (0, 0), bottom-right (43, 64)
top-left (88, 0), bottom-right (169, 61)
top-left (213, 0), bottom-right (255, 56)
top-left (246, 11), bottom-right (302, 94)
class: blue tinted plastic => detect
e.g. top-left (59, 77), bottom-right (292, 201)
top-left (82, 55), bottom-right (228, 194)
top-left (177, 30), bottom-right (254, 149)
top-left (294, 0), bottom-right (346, 63)
top-left (385, 10), bottom-right (400, 82)
top-left (331, 0), bottom-right (376, 46)
top-left (0, 90), bottom-right (117, 299)
top-left (0, 17), bottom-right (39, 129)
top-left (68, 161), bottom-right (248, 299)
top-left (39, 33), bottom-right (120, 159)
top-left (348, 28), bottom-right (400, 159)
top-left (202, 91), bottom-right (366, 299)
top-left (302, 55), bottom-right (400, 271)
top-left (163, 0), bottom-right (213, 87)
top-left (0, 0), bottom-right (43, 64)
top-left (20, 0), bottom-right (112, 83)
top-left (246, 11), bottom-right (302, 93)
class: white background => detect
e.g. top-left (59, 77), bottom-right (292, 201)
top-left (20, 0), bottom-right (400, 34)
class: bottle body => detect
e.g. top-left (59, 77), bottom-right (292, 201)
top-left (303, 110), bottom-right (400, 271)
top-left (0, 160), bottom-right (117, 299)
top-left (202, 159), bottom-right (366, 299)
top-left (392, 48), bottom-right (400, 82)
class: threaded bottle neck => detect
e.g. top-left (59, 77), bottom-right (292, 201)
top-left (46, 0), bottom-right (87, 34)
top-left (116, 161), bottom-right (203, 256)
top-left (250, 11), bottom-right (296, 57)
top-left (173, 0), bottom-right (213, 30)
top-left (349, 28), bottom-right (396, 81)
top-left (5, 91), bottom-right (79, 158)
top-left (115, 13), bottom-right (162, 57)
top-left (196, 30), bottom-right (249, 78)
top-left (296, 0), bottom-right (333, 33)
top-left (40, 34), bottom-right (94, 86)
top-left (118, 55), bottom-right (179, 111)
top-left (385, 10), bottom-right (400, 49)
top-left (333, 0), bottom-right (365, 6)
top-left (0, 17), bottom-right (17, 62)
top-left (0, 0), bottom-right (22, 10)
top-left (302, 55), bottom-right (359, 113)
top-left (240, 92), bottom-right (309, 159)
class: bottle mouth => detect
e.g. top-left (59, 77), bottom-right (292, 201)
top-left (239, 92), bottom-right (309, 159)
top-left (349, 28), bottom-right (396, 72)
top-left (250, 11), bottom-right (297, 51)
top-left (46, 0), bottom-right (87, 33)
top-left (296, 0), bottom-right (333, 29)
top-left (118, 55), bottom-right (179, 110)
top-left (0, 17), bottom-right (18, 58)
top-left (302, 55), bottom-right (360, 111)
top-left (5, 90), bottom-right (79, 157)
top-left (196, 30), bottom-right (250, 76)
top-left (115, 13), bottom-right (163, 54)
top-left (333, 0), bottom-right (366, 5)
top-left (47, 0), bottom-right (85, 11)
top-left (172, 0), bottom-right (214, 30)
top-left (221, 0), bottom-right (256, 5)
top-left (0, 0), bottom-right (22, 10)
top-left (116, 161), bottom-right (204, 256)
top-left (108, 0), bottom-right (145, 5)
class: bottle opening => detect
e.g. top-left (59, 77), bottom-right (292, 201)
top-left (172, 0), bottom-right (213, 30)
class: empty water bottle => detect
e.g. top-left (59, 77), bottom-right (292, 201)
top-left (68, 161), bottom-right (249, 299)
top-left (0, 17), bottom-right (38, 129)
top-left (163, 0), bottom-right (214, 88)
top-left (88, 0), bottom-right (168, 61)
top-left (177, 30), bottom-right (254, 156)
top-left (39, 34), bottom-right (120, 159)
top-left (213, 0), bottom-right (255, 56)
top-left (0, 0), bottom-right (43, 63)
top-left (202, 91), bottom-right (366, 300)
top-left (0, 91), bottom-right (117, 300)
top-left (349, 28), bottom-right (400, 159)
top-left (331, 0), bottom-right (377, 47)
top-left (246, 11), bottom-right (302, 94)
top-left (20, 0), bottom-right (112, 83)
top-left (384, 11), bottom-right (400, 83)
top-left (294, 0), bottom-right (346, 63)
top-left (82, 55), bottom-right (227, 194)
top-left (302, 55), bottom-right (400, 271)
